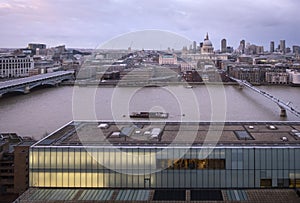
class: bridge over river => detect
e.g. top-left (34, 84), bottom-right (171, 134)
top-left (0, 71), bottom-right (74, 97)
top-left (230, 77), bottom-right (300, 118)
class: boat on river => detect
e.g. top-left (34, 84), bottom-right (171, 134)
top-left (130, 111), bottom-right (169, 119)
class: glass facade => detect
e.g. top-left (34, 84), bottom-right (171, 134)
top-left (29, 146), bottom-right (300, 188)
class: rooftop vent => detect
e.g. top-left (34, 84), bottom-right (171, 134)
top-left (110, 132), bottom-right (120, 137)
top-left (290, 129), bottom-right (300, 138)
top-left (281, 136), bottom-right (288, 141)
top-left (150, 128), bottom-right (162, 139)
top-left (97, 123), bottom-right (109, 129)
top-left (134, 130), bottom-right (141, 135)
top-left (267, 125), bottom-right (277, 130)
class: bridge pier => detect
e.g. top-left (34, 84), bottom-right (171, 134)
top-left (24, 86), bottom-right (30, 94)
top-left (280, 109), bottom-right (287, 117)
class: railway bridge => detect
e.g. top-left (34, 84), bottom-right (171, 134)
top-left (0, 71), bottom-right (74, 97)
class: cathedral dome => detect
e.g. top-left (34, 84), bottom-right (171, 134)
top-left (203, 39), bottom-right (212, 47)
top-left (201, 33), bottom-right (214, 54)
top-left (202, 33), bottom-right (213, 47)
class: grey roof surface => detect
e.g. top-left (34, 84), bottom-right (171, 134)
top-left (33, 121), bottom-right (300, 147)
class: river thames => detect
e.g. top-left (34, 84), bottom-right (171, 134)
top-left (0, 85), bottom-right (299, 140)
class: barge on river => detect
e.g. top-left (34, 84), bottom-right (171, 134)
top-left (129, 111), bottom-right (169, 119)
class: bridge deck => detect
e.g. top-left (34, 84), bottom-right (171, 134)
top-left (0, 71), bottom-right (74, 89)
top-left (230, 77), bottom-right (300, 118)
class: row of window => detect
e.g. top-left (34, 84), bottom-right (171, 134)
top-left (0, 59), bottom-right (31, 63)
top-left (30, 171), bottom-right (300, 188)
top-left (2, 69), bottom-right (28, 74)
top-left (30, 147), bottom-right (300, 171)
top-left (261, 178), bottom-right (300, 188)
top-left (0, 63), bottom-right (32, 68)
top-left (30, 158), bottom-right (225, 171)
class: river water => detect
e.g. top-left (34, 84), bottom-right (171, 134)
top-left (0, 85), bottom-right (299, 140)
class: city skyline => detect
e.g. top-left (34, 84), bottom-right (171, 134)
top-left (0, 0), bottom-right (300, 49)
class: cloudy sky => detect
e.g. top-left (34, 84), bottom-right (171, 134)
top-left (0, 0), bottom-right (299, 50)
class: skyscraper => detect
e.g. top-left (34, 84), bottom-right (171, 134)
top-left (240, 40), bottom-right (245, 54)
top-left (193, 41), bottom-right (197, 53)
top-left (270, 41), bottom-right (275, 53)
top-left (221, 39), bottom-right (227, 53)
top-left (280, 40), bottom-right (286, 53)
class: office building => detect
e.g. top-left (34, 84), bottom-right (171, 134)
top-left (0, 133), bottom-right (35, 202)
top-left (28, 43), bottom-right (46, 50)
top-left (0, 55), bottom-right (34, 78)
top-left (256, 46), bottom-right (264, 54)
top-left (193, 41), bottom-right (197, 53)
top-left (292, 46), bottom-right (300, 55)
top-left (221, 39), bottom-right (227, 53)
top-left (28, 43), bottom-right (46, 55)
top-left (287, 69), bottom-right (300, 86)
top-left (270, 41), bottom-right (275, 53)
top-left (280, 40), bottom-right (286, 54)
top-left (240, 40), bottom-right (246, 54)
top-left (265, 72), bottom-right (289, 84)
top-left (158, 54), bottom-right (177, 65)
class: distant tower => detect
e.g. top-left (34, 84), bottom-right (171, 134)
top-left (240, 40), bottom-right (245, 54)
top-left (270, 41), bottom-right (275, 53)
top-left (280, 40), bottom-right (286, 53)
top-left (193, 41), bottom-right (197, 53)
top-left (221, 39), bottom-right (227, 53)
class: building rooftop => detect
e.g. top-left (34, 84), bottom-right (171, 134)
top-left (33, 121), bottom-right (300, 147)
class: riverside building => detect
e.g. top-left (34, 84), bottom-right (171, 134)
top-left (29, 121), bottom-right (300, 189)
top-left (0, 55), bottom-right (34, 78)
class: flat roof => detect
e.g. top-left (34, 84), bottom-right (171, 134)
top-left (32, 121), bottom-right (300, 147)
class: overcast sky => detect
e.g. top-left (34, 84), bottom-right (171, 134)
top-left (1, 0), bottom-right (300, 50)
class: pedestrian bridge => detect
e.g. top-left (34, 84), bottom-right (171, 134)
top-left (0, 71), bottom-right (74, 97)
top-left (230, 77), bottom-right (300, 118)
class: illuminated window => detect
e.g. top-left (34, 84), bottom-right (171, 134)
top-left (158, 159), bottom-right (225, 170)
top-left (74, 173), bottom-right (81, 187)
top-left (260, 179), bottom-right (272, 187)
top-left (56, 172), bottom-right (63, 187)
top-left (290, 179), bottom-right (300, 188)
top-left (69, 172), bottom-right (75, 187)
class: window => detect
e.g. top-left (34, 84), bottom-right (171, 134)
top-left (158, 159), bottom-right (225, 170)
top-left (260, 179), bottom-right (272, 187)
top-left (290, 179), bottom-right (300, 188)
top-left (277, 179), bottom-right (289, 188)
